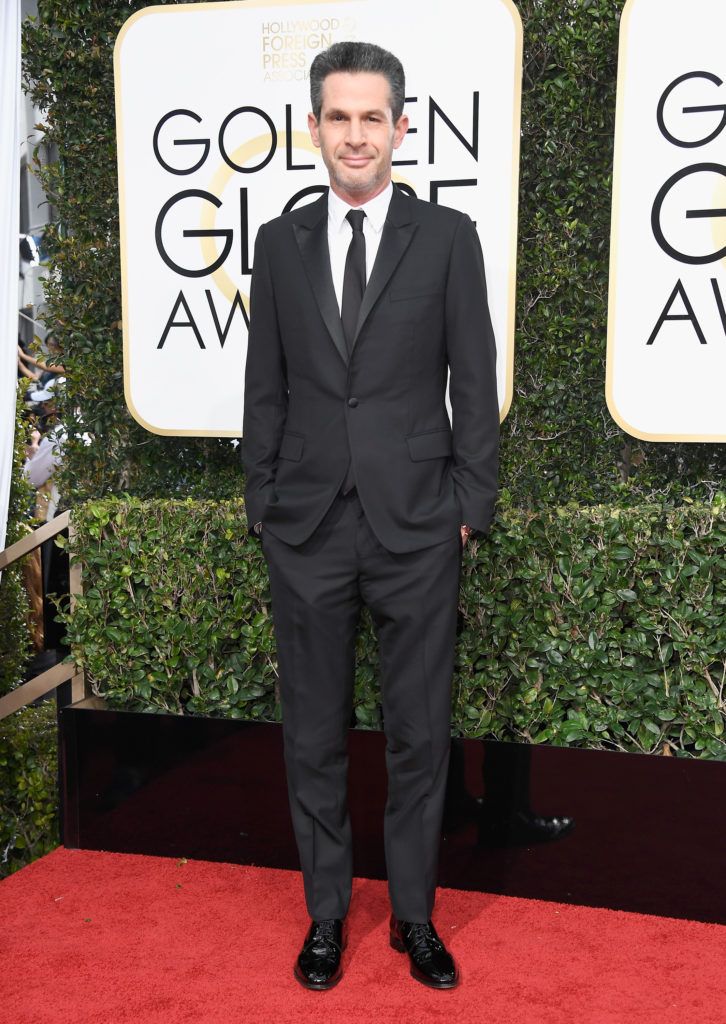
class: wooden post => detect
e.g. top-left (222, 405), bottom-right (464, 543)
top-left (67, 511), bottom-right (90, 704)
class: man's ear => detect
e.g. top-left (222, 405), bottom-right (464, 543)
top-left (392, 113), bottom-right (409, 151)
top-left (308, 112), bottom-right (321, 148)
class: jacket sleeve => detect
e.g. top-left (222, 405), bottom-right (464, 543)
top-left (241, 223), bottom-right (288, 535)
top-left (445, 214), bottom-right (500, 535)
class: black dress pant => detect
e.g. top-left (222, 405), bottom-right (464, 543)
top-left (261, 486), bottom-right (462, 922)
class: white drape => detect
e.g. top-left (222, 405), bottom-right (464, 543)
top-left (0, 0), bottom-right (21, 557)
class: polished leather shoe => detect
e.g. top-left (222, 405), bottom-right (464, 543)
top-left (293, 918), bottom-right (346, 990)
top-left (389, 914), bottom-right (459, 989)
top-left (479, 808), bottom-right (575, 847)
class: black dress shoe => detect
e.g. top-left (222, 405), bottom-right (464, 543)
top-left (389, 914), bottom-right (459, 989)
top-left (479, 808), bottom-right (575, 847)
top-left (293, 918), bottom-right (346, 990)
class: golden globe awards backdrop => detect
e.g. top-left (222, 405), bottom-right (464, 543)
top-left (114, 0), bottom-right (522, 436)
top-left (607, 0), bottom-right (726, 441)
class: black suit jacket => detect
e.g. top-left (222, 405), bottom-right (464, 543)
top-left (242, 185), bottom-right (499, 554)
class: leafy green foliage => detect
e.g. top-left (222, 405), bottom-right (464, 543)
top-left (456, 497), bottom-right (726, 758)
top-left (56, 498), bottom-right (278, 718)
top-left (0, 702), bottom-right (59, 878)
top-left (60, 497), bottom-right (726, 759)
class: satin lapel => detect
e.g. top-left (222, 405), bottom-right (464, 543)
top-left (352, 191), bottom-right (418, 354)
top-left (293, 204), bottom-right (348, 367)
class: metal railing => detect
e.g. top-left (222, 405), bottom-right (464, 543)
top-left (0, 510), bottom-right (89, 720)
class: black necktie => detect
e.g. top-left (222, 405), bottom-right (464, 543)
top-left (340, 209), bottom-right (366, 494)
top-left (341, 209), bottom-right (366, 356)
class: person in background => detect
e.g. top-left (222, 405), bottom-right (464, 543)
top-left (17, 339), bottom-right (42, 381)
top-left (20, 383), bottom-right (67, 657)
top-left (23, 376), bottom-right (65, 521)
top-left (18, 331), bottom-right (66, 386)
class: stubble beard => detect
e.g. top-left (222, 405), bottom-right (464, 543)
top-left (326, 154), bottom-right (390, 203)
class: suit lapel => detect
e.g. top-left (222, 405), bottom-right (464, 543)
top-left (292, 186), bottom-right (419, 365)
top-left (293, 193), bottom-right (348, 366)
top-left (352, 186), bottom-right (418, 354)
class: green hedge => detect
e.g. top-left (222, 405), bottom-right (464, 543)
top-left (0, 702), bottom-right (59, 879)
top-left (58, 496), bottom-right (726, 759)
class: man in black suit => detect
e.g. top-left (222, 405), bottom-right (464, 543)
top-left (242, 41), bottom-right (499, 990)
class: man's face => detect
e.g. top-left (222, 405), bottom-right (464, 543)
top-left (308, 71), bottom-right (409, 205)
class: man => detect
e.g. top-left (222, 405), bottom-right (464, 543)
top-left (242, 41), bottom-right (499, 990)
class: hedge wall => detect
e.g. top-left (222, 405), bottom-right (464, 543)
top-left (0, 702), bottom-right (59, 879)
top-left (58, 497), bottom-right (726, 759)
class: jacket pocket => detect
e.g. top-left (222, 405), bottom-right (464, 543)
top-left (405, 427), bottom-right (453, 461)
top-left (278, 431), bottom-right (304, 461)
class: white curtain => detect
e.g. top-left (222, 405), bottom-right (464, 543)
top-left (0, 0), bottom-right (21, 557)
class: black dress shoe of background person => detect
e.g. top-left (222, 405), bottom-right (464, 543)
top-left (389, 914), bottom-right (459, 989)
top-left (293, 918), bottom-right (346, 990)
top-left (478, 807), bottom-right (576, 847)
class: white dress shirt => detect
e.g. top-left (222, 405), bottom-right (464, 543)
top-left (327, 181), bottom-right (393, 313)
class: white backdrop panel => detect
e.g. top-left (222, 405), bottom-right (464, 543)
top-left (608, 0), bottom-right (726, 440)
top-left (115, 0), bottom-right (522, 436)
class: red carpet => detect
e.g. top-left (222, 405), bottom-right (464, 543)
top-left (1, 847), bottom-right (724, 1024)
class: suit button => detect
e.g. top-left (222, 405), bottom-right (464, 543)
top-left (347, 397), bottom-right (359, 407)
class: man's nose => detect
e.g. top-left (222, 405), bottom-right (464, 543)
top-left (346, 119), bottom-right (366, 146)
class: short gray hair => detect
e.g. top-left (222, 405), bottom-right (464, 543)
top-left (309, 41), bottom-right (405, 123)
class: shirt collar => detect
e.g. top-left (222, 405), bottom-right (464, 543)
top-left (327, 180), bottom-right (393, 234)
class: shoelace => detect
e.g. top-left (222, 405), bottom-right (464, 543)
top-left (309, 920), bottom-right (341, 954)
top-left (405, 922), bottom-right (444, 961)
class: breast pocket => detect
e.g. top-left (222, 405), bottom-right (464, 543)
top-left (390, 286), bottom-right (445, 303)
